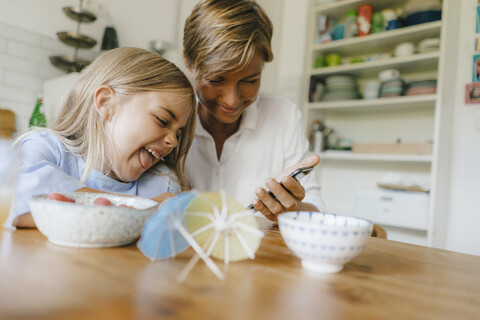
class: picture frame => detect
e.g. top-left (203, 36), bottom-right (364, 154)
top-left (473, 54), bottom-right (480, 82)
top-left (475, 36), bottom-right (480, 52)
top-left (477, 5), bottom-right (480, 33)
top-left (465, 83), bottom-right (480, 104)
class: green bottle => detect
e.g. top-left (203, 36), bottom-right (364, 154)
top-left (29, 97), bottom-right (47, 127)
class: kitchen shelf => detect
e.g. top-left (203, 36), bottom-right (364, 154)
top-left (318, 151), bottom-right (433, 163)
top-left (312, 21), bottom-right (442, 57)
top-left (313, 0), bottom-right (407, 17)
top-left (309, 51), bottom-right (440, 78)
top-left (302, 0), bottom-right (451, 246)
top-left (308, 94), bottom-right (437, 112)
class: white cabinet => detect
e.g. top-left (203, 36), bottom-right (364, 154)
top-left (303, 0), bottom-right (457, 247)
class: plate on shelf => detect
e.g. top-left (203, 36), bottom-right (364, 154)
top-left (62, 6), bottom-right (97, 23)
top-left (57, 31), bottom-right (97, 49)
top-left (49, 55), bottom-right (91, 73)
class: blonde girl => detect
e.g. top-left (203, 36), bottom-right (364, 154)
top-left (7, 47), bottom-right (196, 228)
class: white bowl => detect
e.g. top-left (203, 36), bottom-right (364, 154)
top-left (278, 211), bottom-right (373, 273)
top-left (378, 69), bottom-right (400, 82)
top-left (29, 192), bottom-right (158, 248)
top-left (395, 42), bottom-right (415, 57)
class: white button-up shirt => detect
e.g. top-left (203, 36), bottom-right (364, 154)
top-left (185, 93), bottom-right (325, 210)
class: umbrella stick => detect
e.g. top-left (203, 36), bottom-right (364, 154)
top-left (169, 226), bottom-right (176, 258)
top-left (224, 231), bottom-right (229, 264)
top-left (152, 227), bottom-right (167, 260)
top-left (233, 229), bottom-right (255, 259)
top-left (176, 225), bottom-right (225, 281)
top-left (177, 253), bottom-right (201, 283)
top-left (178, 230), bottom-right (219, 282)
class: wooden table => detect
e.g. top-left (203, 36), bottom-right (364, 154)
top-left (1, 220), bottom-right (479, 320)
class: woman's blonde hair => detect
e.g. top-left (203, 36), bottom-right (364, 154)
top-left (183, 0), bottom-right (273, 80)
top-left (16, 47), bottom-right (195, 191)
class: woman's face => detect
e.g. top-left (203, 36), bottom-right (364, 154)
top-left (192, 51), bottom-right (264, 126)
top-left (105, 91), bottom-right (191, 182)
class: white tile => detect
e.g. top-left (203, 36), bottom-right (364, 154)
top-left (1, 99), bottom-right (33, 119)
top-left (0, 22), bottom-right (41, 47)
top-left (0, 53), bottom-right (38, 75)
top-left (37, 62), bottom-right (68, 79)
top-left (7, 41), bottom-right (51, 63)
top-left (15, 114), bottom-right (31, 133)
top-left (0, 38), bottom-right (6, 52)
top-left (4, 71), bottom-right (43, 92)
top-left (0, 84), bottom-right (37, 105)
top-left (41, 36), bottom-right (71, 53)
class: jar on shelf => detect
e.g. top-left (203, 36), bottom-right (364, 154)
top-left (344, 10), bottom-right (358, 38)
top-left (310, 121), bottom-right (326, 153)
top-left (357, 4), bottom-right (373, 36)
top-left (382, 8), bottom-right (399, 31)
top-left (372, 12), bottom-right (385, 33)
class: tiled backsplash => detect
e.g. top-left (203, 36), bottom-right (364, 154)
top-left (0, 22), bottom-right (96, 133)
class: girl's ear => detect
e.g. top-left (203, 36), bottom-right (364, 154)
top-left (94, 85), bottom-right (115, 120)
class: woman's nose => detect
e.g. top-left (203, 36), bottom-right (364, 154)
top-left (221, 84), bottom-right (240, 108)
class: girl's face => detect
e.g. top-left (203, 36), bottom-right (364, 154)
top-left (105, 91), bottom-right (191, 182)
top-left (191, 51), bottom-right (264, 126)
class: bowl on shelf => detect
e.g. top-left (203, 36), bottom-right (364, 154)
top-left (278, 211), bottom-right (373, 273)
top-left (404, 10), bottom-right (442, 27)
top-left (29, 192), bottom-right (158, 248)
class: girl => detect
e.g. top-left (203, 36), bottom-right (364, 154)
top-left (182, 0), bottom-right (324, 221)
top-left (6, 47), bottom-right (196, 228)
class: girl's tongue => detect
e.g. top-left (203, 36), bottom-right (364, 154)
top-left (139, 147), bottom-right (154, 169)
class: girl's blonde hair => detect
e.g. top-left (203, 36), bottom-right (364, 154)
top-left (183, 0), bottom-right (274, 80)
top-left (16, 47), bottom-right (195, 191)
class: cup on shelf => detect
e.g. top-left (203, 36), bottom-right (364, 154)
top-left (325, 53), bottom-right (341, 67)
top-left (315, 54), bottom-right (326, 68)
top-left (379, 69), bottom-right (400, 82)
top-left (363, 80), bottom-right (380, 99)
top-left (382, 8), bottom-right (399, 31)
top-left (395, 42), bottom-right (415, 57)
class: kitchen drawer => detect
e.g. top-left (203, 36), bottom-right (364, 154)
top-left (354, 188), bottom-right (429, 230)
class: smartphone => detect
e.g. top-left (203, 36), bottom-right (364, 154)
top-left (247, 166), bottom-right (314, 209)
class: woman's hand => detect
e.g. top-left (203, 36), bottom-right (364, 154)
top-left (251, 154), bottom-right (320, 221)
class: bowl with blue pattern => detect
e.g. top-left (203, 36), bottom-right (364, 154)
top-left (278, 211), bottom-right (373, 273)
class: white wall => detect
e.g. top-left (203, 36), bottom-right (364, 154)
top-left (0, 0), bottom-right (178, 52)
top-left (0, 22), bottom-right (67, 130)
top-left (0, 0), bottom-right (180, 131)
top-left (446, 0), bottom-right (480, 256)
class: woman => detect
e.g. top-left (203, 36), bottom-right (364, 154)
top-left (183, 0), bottom-right (324, 220)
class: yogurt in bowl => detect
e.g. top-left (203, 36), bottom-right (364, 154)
top-left (278, 211), bottom-right (373, 273)
top-left (29, 192), bottom-right (158, 248)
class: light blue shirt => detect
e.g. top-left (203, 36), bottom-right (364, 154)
top-left (8, 131), bottom-right (179, 226)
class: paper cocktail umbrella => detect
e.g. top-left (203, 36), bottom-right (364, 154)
top-left (138, 192), bottom-right (225, 280)
top-left (184, 191), bottom-right (264, 263)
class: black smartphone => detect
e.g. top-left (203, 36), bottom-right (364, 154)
top-left (247, 166), bottom-right (314, 209)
